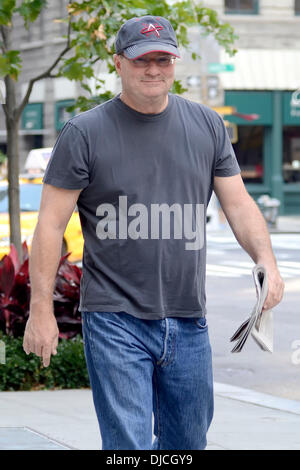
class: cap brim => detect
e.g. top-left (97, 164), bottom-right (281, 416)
top-left (123, 42), bottom-right (180, 59)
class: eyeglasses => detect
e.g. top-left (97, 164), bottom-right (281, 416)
top-left (121, 55), bottom-right (176, 68)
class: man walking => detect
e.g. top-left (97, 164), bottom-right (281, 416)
top-left (23, 15), bottom-right (284, 450)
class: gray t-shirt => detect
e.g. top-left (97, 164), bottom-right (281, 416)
top-left (43, 93), bottom-right (240, 320)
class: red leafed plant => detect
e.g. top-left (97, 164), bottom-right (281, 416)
top-left (0, 243), bottom-right (82, 339)
top-left (53, 252), bottom-right (82, 339)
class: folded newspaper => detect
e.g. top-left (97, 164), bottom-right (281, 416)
top-left (230, 264), bottom-right (273, 353)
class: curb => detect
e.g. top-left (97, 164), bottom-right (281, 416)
top-left (214, 382), bottom-right (300, 416)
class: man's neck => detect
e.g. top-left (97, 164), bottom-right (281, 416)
top-left (119, 92), bottom-right (169, 115)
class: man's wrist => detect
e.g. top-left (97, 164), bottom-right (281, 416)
top-left (30, 297), bottom-right (54, 314)
top-left (255, 254), bottom-right (277, 268)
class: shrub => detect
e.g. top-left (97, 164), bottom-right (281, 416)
top-left (0, 331), bottom-right (90, 391)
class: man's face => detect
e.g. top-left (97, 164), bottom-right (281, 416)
top-left (114, 51), bottom-right (176, 104)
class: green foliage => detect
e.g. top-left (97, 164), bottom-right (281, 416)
top-left (0, 0), bottom-right (47, 28)
top-left (16, 0), bottom-right (48, 28)
top-left (0, 1), bottom-right (48, 78)
top-left (0, 149), bottom-right (6, 164)
top-left (171, 79), bottom-right (188, 95)
top-left (66, 91), bottom-right (114, 113)
top-left (0, 54), bottom-right (9, 76)
top-left (0, 0), bottom-right (16, 25)
top-left (60, 59), bottom-right (94, 81)
top-left (0, 49), bottom-right (21, 78)
top-left (0, 332), bottom-right (90, 391)
top-left (192, 51), bottom-right (200, 61)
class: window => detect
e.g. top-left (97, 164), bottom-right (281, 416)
top-left (55, 100), bottom-right (75, 131)
top-left (38, 7), bottom-right (44, 40)
top-left (295, 0), bottom-right (300, 15)
top-left (225, 0), bottom-right (259, 15)
top-left (232, 126), bottom-right (264, 184)
top-left (21, 5), bottom-right (44, 42)
top-left (283, 127), bottom-right (300, 184)
top-left (59, 0), bottom-right (69, 35)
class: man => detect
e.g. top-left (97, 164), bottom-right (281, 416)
top-left (23, 15), bottom-right (284, 450)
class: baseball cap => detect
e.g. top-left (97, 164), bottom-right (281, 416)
top-left (115, 15), bottom-right (180, 59)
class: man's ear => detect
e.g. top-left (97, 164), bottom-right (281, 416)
top-left (113, 54), bottom-right (122, 75)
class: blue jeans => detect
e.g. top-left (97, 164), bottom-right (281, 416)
top-left (81, 311), bottom-right (214, 450)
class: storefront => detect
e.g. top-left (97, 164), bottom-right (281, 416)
top-left (224, 90), bottom-right (300, 215)
top-left (220, 49), bottom-right (300, 215)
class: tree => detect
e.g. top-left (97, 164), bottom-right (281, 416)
top-left (0, 0), bottom-right (237, 259)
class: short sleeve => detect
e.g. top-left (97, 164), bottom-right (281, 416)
top-left (214, 113), bottom-right (241, 177)
top-left (43, 121), bottom-right (90, 189)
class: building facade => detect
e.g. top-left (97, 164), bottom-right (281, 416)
top-left (179, 0), bottom-right (300, 215)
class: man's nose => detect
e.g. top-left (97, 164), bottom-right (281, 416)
top-left (145, 60), bottom-right (161, 74)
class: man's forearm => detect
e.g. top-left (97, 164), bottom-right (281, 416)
top-left (214, 175), bottom-right (284, 310)
top-left (224, 196), bottom-right (277, 268)
top-left (29, 220), bottom-right (64, 309)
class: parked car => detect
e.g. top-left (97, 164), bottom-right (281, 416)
top-left (0, 178), bottom-right (83, 262)
top-left (24, 147), bottom-right (53, 173)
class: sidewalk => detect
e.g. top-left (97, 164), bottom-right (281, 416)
top-left (1, 382), bottom-right (300, 450)
top-left (207, 213), bottom-right (300, 234)
top-left (271, 215), bottom-right (300, 233)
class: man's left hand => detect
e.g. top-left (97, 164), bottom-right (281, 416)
top-left (262, 266), bottom-right (284, 311)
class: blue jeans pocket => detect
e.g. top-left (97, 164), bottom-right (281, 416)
top-left (194, 316), bottom-right (208, 330)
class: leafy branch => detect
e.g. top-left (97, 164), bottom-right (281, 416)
top-left (15, 12), bottom-right (73, 120)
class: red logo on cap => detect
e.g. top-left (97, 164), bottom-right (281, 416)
top-left (140, 23), bottom-right (163, 38)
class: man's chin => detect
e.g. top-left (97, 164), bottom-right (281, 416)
top-left (140, 86), bottom-right (169, 98)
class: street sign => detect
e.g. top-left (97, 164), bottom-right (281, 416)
top-left (207, 63), bottom-right (235, 74)
top-left (21, 103), bottom-right (43, 130)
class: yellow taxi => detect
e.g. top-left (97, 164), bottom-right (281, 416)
top-left (0, 175), bottom-right (83, 262)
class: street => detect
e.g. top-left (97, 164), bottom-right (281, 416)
top-left (206, 232), bottom-right (300, 401)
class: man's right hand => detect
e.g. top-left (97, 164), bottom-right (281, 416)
top-left (23, 308), bottom-right (59, 367)
top-left (22, 185), bottom-right (82, 368)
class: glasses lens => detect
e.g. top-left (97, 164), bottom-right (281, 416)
top-left (132, 58), bottom-right (147, 67)
top-left (129, 56), bottom-right (175, 67)
top-left (157, 57), bottom-right (173, 66)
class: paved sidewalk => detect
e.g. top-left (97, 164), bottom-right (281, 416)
top-left (0, 382), bottom-right (300, 450)
top-left (207, 214), bottom-right (300, 234)
top-left (268, 215), bottom-right (300, 233)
